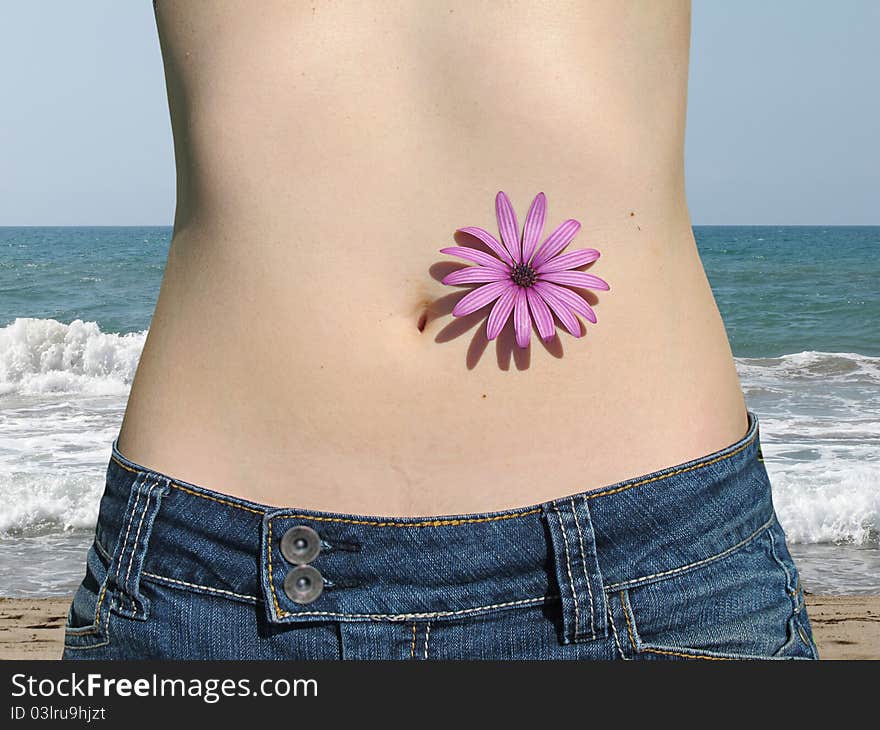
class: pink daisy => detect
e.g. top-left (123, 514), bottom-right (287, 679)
top-left (439, 191), bottom-right (609, 348)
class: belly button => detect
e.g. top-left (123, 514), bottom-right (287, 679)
top-left (413, 295), bottom-right (433, 333)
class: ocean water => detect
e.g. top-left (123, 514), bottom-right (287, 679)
top-left (0, 225), bottom-right (878, 597)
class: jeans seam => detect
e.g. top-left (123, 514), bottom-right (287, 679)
top-left (570, 496), bottom-right (596, 637)
top-left (272, 594), bottom-right (559, 621)
top-left (65, 538), bottom-right (115, 642)
top-left (584, 422), bottom-right (758, 500)
top-left (142, 571), bottom-right (260, 603)
top-left (122, 479), bottom-right (159, 616)
top-left (113, 479), bottom-right (144, 613)
top-left (604, 513), bottom-right (775, 591)
top-left (64, 583), bottom-right (114, 648)
top-left (606, 601), bottom-right (628, 660)
top-left (131, 556), bottom-right (562, 620)
top-left (550, 503), bottom-right (581, 638)
top-left (266, 506), bottom-right (543, 528)
top-left (766, 523), bottom-right (816, 658)
top-left (619, 590), bottom-right (735, 661)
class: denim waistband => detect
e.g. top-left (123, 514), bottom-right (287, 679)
top-left (93, 410), bottom-right (773, 645)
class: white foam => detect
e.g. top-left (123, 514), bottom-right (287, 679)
top-left (769, 460), bottom-right (879, 546)
top-left (0, 471), bottom-right (102, 534)
top-left (734, 351), bottom-right (880, 547)
top-left (736, 350), bottom-right (880, 383)
top-left (0, 318), bottom-right (146, 396)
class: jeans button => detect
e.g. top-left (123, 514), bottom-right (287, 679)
top-left (283, 565), bottom-right (324, 604)
top-left (280, 525), bottom-right (321, 564)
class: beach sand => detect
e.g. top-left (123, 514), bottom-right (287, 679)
top-left (1, 595), bottom-right (877, 660)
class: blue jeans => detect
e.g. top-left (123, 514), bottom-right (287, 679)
top-left (63, 410), bottom-right (818, 660)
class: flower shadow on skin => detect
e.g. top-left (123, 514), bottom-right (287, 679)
top-left (429, 230), bottom-right (601, 371)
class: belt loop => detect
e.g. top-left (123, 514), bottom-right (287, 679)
top-left (106, 472), bottom-right (171, 621)
top-left (543, 495), bottom-right (608, 644)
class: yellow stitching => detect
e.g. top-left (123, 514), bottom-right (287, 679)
top-left (170, 483), bottom-right (264, 515)
top-left (66, 581), bottom-right (108, 637)
top-left (267, 520), bottom-right (285, 618)
top-left (110, 455), bottom-right (265, 514)
top-left (607, 604), bottom-right (627, 660)
top-left (640, 646), bottom-right (732, 661)
top-left (269, 508), bottom-right (543, 528)
top-left (67, 539), bottom-right (114, 638)
top-left (621, 591), bottom-right (638, 651)
top-left (410, 623), bottom-right (416, 659)
top-left (571, 496), bottom-right (596, 636)
top-left (586, 426), bottom-right (758, 500)
top-left (551, 503), bottom-right (581, 637)
top-left (620, 590), bottom-right (732, 661)
top-left (424, 622), bottom-right (431, 660)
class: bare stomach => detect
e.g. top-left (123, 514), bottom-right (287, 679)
top-left (115, 211), bottom-right (746, 515)
top-left (115, 0), bottom-right (748, 515)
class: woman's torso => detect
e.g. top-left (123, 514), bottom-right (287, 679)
top-left (116, 0), bottom-right (747, 515)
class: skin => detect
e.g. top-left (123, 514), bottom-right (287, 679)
top-left (117, 0), bottom-right (747, 515)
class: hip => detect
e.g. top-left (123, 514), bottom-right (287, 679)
top-left (63, 410), bottom-right (818, 660)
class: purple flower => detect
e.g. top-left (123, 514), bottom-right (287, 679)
top-left (439, 191), bottom-right (609, 348)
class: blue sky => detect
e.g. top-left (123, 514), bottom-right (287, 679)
top-left (1, 1), bottom-right (877, 225)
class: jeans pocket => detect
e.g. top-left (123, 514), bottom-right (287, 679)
top-left (609, 515), bottom-right (817, 660)
top-left (63, 540), bottom-right (116, 654)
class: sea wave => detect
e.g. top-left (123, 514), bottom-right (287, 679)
top-left (735, 350), bottom-right (880, 383)
top-left (770, 461), bottom-right (879, 546)
top-left (0, 471), bottom-right (102, 535)
top-left (0, 317), bottom-right (145, 396)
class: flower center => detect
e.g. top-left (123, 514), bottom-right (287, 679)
top-left (510, 262), bottom-right (537, 288)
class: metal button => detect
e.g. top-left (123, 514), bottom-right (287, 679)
top-left (283, 565), bottom-right (324, 604)
top-left (280, 525), bottom-right (321, 564)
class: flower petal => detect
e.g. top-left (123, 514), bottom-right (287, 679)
top-left (486, 287), bottom-right (516, 340)
top-left (530, 219), bottom-right (581, 270)
top-left (439, 246), bottom-right (510, 270)
top-left (452, 280), bottom-right (514, 317)
top-left (520, 192), bottom-right (546, 265)
top-left (537, 270), bottom-right (610, 291)
top-left (536, 280), bottom-right (597, 323)
top-left (513, 287), bottom-right (531, 348)
top-left (495, 191), bottom-right (521, 264)
top-left (456, 227), bottom-right (516, 267)
top-left (533, 282), bottom-right (583, 337)
top-left (535, 247), bottom-right (600, 274)
top-left (442, 267), bottom-right (511, 286)
top-left (525, 286), bottom-right (556, 341)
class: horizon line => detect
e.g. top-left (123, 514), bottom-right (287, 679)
top-left (1, 223), bottom-right (879, 229)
